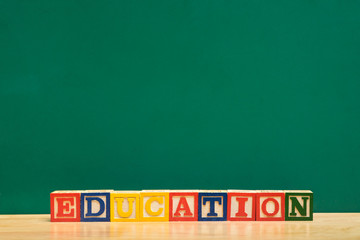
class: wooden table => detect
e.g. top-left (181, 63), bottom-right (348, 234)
top-left (0, 213), bottom-right (359, 239)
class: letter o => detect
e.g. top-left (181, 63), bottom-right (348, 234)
top-left (261, 198), bottom-right (279, 216)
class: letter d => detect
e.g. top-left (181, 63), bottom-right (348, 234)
top-left (86, 197), bottom-right (105, 217)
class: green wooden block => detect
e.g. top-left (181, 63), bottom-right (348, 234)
top-left (285, 191), bottom-right (313, 221)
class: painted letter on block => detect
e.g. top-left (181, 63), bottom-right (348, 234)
top-left (227, 190), bottom-right (256, 221)
top-left (50, 191), bottom-right (81, 222)
top-left (198, 191), bottom-right (227, 221)
top-left (110, 191), bottom-right (140, 222)
top-left (285, 191), bottom-right (313, 221)
top-left (169, 191), bottom-right (198, 221)
top-left (256, 191), bottom-right (285, 221)
top-left (140, 191), bottom-right (169, 221)
top-left (81, 192), bottom-right (111, 222)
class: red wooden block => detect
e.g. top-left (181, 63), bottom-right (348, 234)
top-left (169, 191), bottom-right (198, 221)
top-left (227, 190), bottom-right (256, 221)
top-left (50, 191), bottom-right (82, 222)
top-left (256, 191), bottom-right (285, 221)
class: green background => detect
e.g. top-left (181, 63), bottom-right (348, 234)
top-left (1, 0), bottom-right (360, 214)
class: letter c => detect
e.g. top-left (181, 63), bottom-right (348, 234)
top-left (145, 197), bottom-right (163, 216)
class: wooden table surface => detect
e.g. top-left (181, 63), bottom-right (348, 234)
top-left (0, 213), bottom-right (359, 240)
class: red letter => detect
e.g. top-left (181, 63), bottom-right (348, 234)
top-left (235, 197), bottom-right (248, 217)
top-left (174, 197), bottom-right (193, 217)
top-left (56, 197), bottom-right (75, 218)
top-left (262, 198), bottom-right (279, 216)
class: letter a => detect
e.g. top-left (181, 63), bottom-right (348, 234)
top-left (174, 197), bottom-right (193, 217)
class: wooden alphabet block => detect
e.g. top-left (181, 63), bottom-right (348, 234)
top-left (81, 190), bottom-right (112, 222)
top-left (140, 190), bottom-right (169, 222)
top-left (256, 191), bottom-right (285, 221)
top-left (50, 190), bottom-right (82, 222)
top-left (110, 191), bottom-right (140, 222)
top-left (285, 190), bottom-right (313, 221)
top-left (198, 190), bottom-right (227, 221)
top-left (169, 190), bottom-right (198, 221)
top-left (51, 189), bottom-right (313, 222)
top-left (227, 190), bottom-right (256, 221)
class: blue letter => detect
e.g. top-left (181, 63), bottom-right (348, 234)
top-left (203, 197), bottom-right (222, 217)
top-left (86, 197), bottom-right (105, 217)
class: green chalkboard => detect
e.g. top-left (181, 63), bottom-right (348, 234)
top-left (1, 0), bottom-right (360, 214)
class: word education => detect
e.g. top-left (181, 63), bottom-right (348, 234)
top-left (50, 190), bottom-right (313, 222)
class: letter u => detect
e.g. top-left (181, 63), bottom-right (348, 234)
top-left (116, 198), bottom-right (135, 218)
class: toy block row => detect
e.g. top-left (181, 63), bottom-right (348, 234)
top-left (50, 190), bottom-right (313, 222)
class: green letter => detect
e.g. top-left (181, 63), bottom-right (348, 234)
top-left (290, 197), bottom-right (308, 216)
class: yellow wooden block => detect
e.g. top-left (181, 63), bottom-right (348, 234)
top-left (110, 191), bottom-right (140, 222)
top-left (140, 190), bottom-right (169, 222)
